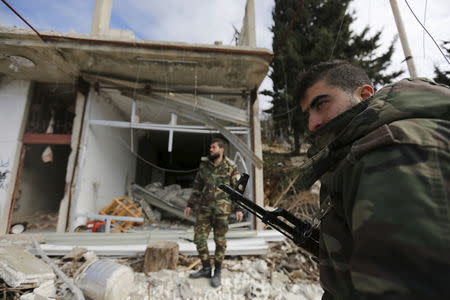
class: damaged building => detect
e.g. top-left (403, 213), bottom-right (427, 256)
top-left (0, 0), bottom-right (272, 235)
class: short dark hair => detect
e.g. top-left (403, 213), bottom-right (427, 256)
top-left (295, 60), bottom-right (371, 103)
top-left (211, 138), bottom-right (226, 149)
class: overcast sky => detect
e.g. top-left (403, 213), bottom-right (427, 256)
top-left (1, 0), bottom-right (449, 111)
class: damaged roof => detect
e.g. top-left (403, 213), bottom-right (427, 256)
top-left (0, 27), bottom-right (273, 94)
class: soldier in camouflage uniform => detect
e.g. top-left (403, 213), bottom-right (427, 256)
top-left (295, 60), bottom-right (450, 299)
top-left (184, 138), bottom-right (243, 288)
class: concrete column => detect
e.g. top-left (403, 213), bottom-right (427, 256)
top-left (91, 0), bottom-right (113, 36)
top-left (238, 0), bottom-right (256, 47)
top-left (0, 80), bottom-right (31, 234)
top-left (56, 91), bottom-right (86, 232)
top-left (251, 96), bottom-right (264, 230)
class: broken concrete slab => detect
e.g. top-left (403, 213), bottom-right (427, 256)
top-left (20, 280), bottom-right (57, 300)
top-left (132, 184), bottom-right (195, 223)
top-left (0, 246), bottom-right (55, 287)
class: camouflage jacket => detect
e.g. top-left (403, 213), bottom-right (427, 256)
top-left (187, 156), bottom-right (241, 212)
top-left (298, 78), bottom-right (450, 299)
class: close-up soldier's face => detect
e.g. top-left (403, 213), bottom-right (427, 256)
top-left (300, 80), bottom-right (360, 132)
top-left (300, 80), bottom-right (373, 132)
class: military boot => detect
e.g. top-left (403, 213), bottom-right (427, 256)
top-left (211, 262), bottom-right (222, 288)
top-left (189, 260), bottom-right (212, 279)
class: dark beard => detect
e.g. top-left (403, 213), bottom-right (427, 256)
top-left (208, 153), bottom-right (220, 161)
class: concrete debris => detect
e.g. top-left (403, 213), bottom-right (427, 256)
top-left (132, 184), bottom-right (195, 223)
top-left (137, 258), bottom-right (323, 300)
top-left (138, 199), bottom-right (161, 223)
top-left (147, 183), bottom-right (191, 209)
top-left (0, 246), bottom-right (55, 287)
top-left (254, 260), bottom-right (269, 274)
top-left (271, 271), bottom-right (289, 287)
top-left (62, 246), bottom-right (88, 261)
top-left (58, 248), bottom-right (98, 279)
top-left (266, 240), bottom-right (319, 281)
top-left (20, 280), bottom-right (57, 300)
top-left (0, 239), bottom-right (323, 299)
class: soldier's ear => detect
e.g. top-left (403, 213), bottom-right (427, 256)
top-left (359, 85), bottom-right (374, 100)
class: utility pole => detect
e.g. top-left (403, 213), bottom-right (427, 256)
top-left (389, 0), bottom-right (418, 77)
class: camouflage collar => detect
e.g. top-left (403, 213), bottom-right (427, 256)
top-left (305, 98), bottom-right (372, 157)
top-left (207, 156), bottom-right (229, 168)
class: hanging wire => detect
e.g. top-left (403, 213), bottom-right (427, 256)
top-left (116, 134), bottom-right (199, 173)
top-left (404, 0), bottom-right (450, 66)
top-left (1, 0), bottom-right (43, 40)
top-left (271, 105), bottom-right (299, 118)
top-left (1, 0), bottom-right (78, 77)
top-left (329, 2), bottom-right (348, 60)
top-left (422, 0), bottom-right (428, 59)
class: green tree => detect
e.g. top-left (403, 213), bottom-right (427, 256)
top-left (264, 0), bottom-right (403, 153)
top-left (433, 41), bottom-right (450, 86)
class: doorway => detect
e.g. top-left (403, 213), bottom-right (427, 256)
top-left (9, 82), bottom-right (76, 233)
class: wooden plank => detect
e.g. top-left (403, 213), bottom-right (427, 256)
top-left (23, 133), bottom-right (71, 145)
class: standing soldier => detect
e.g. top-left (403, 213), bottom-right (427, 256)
top-left (184, 138), bottom-right (243, 288)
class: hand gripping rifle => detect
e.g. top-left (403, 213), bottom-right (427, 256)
top-left (220, 173), bottom-right (319, 258)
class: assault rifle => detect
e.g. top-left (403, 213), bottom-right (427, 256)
top-left (220, 173), bottom-right (319, 258)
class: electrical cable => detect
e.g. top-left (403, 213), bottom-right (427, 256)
top-left (404, 0), bottom-right (450, 66)
top-left (330, 2), bottom-right (348, 60)
top-left (2, 0), bottom-right (79, 79)
top-left (270, 105), bottom-right (299, 118)
top-left (1, 0), bottom-right (44, 40)
top-left (116, 135), bottom-right (199, 174)
top-left (422, 0), bottom-right (428, 59)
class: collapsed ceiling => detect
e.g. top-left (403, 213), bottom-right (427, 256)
top-left (0, 27), bottom-right (272, 95)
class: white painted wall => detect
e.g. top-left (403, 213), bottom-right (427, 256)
top-left (0, 79), bottom-right (31, 234)
top-left (71, 90), bottom-right (136, 230)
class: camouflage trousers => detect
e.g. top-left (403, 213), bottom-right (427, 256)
top-left (193, 199), bottom-right (231, 263)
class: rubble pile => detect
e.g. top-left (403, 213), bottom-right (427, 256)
top-left (0, 239), bottom-right (322, 299)
top-left (265, 240), bottom-right (319, 281)
top-left (133, 257), bottom-right (322, 300)
top-left (145, 182), bottom-right (192, 209)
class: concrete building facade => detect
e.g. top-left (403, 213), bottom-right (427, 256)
top-left (0, 0), bottom-right (271, 233)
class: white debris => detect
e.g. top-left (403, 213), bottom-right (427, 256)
top-left (20, 280), bottom-right (57, 300)
top-left (254, 260), bottom-right (269, 274)
top-left (139, 258), bottom-right (323, 300)
top-left (0, 246), bottom-right (55, 288)
top-left (271, 271), bottom-right (289, 287)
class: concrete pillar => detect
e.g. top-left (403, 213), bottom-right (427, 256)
top-left (251, 96), bottom-right (264, 230)
top-left (91, 0), bottom-right (113, 36)
top-left (56, 91), bottom-right (87, 232)
top-left (0, 80), bottom-right (31, 234)
top-left (238, 0), bottom-right (256, 47)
